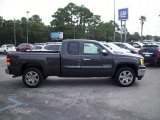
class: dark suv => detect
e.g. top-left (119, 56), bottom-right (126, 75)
top-left (16, 43), bottom-right (33, 52)
top-left (138, 44), bottom-right (160, 65)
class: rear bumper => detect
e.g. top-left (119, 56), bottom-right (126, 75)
top-left (5, 67), bottom-right (21, 76)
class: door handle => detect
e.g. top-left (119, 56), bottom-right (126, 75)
top-left (83, 58), bottom-right (91, 61)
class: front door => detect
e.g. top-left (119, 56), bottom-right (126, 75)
top-left (80, 42), bottom-right (113, 77)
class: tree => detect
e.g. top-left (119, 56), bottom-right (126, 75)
top-left (51, 3), bottom-right (96, 39)
top-left (139, 16), bottom-right (146, 42)
top-left (28, 15), bottom-right (48, 43)
top-left (94, 20), bottom-right (120, 41)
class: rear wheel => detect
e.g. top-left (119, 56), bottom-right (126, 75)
top-left (115, 67), bottom-right (136, 87)
top-left (22, 68), bottom-right (43, 88)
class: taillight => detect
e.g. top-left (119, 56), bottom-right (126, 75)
top-left (6, 55), bottom-right (11, 66)
top-left (157, 50), bottom-right (160, 57)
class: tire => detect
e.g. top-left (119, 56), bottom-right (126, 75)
top-left (115, 67), bottom-right (136, 87)
top-left (22, 68), bottom-right (44, 88)
top-left (44, 76), bottom-right (48, 80)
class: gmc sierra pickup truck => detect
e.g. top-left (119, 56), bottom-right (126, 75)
top-left (5, 39), bottom-right (146, 88)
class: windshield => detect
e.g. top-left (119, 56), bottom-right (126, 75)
top-left (124, 43), bottom-right (135, 49)
top-left (106, 43), bottom-right (121, 50)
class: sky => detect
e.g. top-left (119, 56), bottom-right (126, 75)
top-left (0, 0), bottom-right (160, 36)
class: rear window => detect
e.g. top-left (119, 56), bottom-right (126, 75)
top-left (142, 45), bottom-right (159, 50)
top-left (67, 41), bottom-right (79, 55)
top-left (7, 44), bottom-right (14, 47)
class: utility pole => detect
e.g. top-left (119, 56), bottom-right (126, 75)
top-left (13, 19), bottom-right (16, 46)
top-left (113, 0), bottom-right (116, 42)
top-left (26, 11), bottom-right (29, 43)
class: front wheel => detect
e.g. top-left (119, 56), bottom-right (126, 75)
top-left (115, 67), bottom-right (136, 87)
top-left (22, 68), bottom-right (43, 88)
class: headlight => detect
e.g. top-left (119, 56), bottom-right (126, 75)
top-left (140, 59), bottom-right (144, 65)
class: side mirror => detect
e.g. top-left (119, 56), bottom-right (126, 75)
top-left (101, 49), bottom-right (108, 56)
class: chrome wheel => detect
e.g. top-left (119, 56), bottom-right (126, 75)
top-left (25, 71), bottom-right (39, 86)
top-left (119, 70), bottom-right (133, 85)
top-left (116, 67), bottom-right (135, 87)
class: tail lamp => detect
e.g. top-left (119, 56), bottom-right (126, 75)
top-left (6, 55), bottom-right (11, 66)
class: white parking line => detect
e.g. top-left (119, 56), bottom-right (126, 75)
top-left (0, 98), bottom-right (23, 112)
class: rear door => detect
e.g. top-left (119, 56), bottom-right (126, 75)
top-left (80, 41), bottom-right (113, 77)
top-left (61, 41), bottom-right (82, 77)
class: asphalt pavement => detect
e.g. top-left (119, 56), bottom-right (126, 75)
top-left (0, 54), bottom-right (160, 120)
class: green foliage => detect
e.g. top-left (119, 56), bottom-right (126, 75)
top-left (0, 3), bottom-right (158, 46)
top-left (139, 15), bottom-right (147, 41)
top-left (0, 15), bottom-right (49, 46)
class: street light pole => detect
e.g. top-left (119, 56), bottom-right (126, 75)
top-left (73, 17), bottom-right (77, 39)
top-left (26, 11), bottom-right (29, 43)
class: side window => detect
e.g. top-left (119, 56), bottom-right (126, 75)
top-left (67, 42), bottom-right (79, 55)
top-left (2, 45), bottom-right (5, 48)
top-left (83, 43), bottom-right (101, 55)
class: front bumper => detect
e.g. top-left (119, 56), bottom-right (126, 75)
top-left (138, 69), bottom-right (145, 77)
top-left (137, 66), bottom-right (146, 80)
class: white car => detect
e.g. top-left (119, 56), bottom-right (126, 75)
top-left (30, 43), bottom-right (61, 52)
top-left (130, 42), bottom-right (144, 49)
top-left (0, 44), bottom-right (16, 54)
top-left (102, 42), bottom-right (131, 54)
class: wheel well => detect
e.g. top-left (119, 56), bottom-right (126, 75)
top-left (21, 63), bottom-right (44, 75)
top-left (114, 64), bottom-right (138, 77)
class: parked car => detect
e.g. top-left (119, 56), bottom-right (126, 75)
top-left (16, 43), bottom-right (33, 52)
top-left (30, 43), bottom-right (61, 51)
top-left (30, 45), bottom-right (45, 51)
top-left (102, 42), bottom-right (131, 54)
top-left (5, 39), bottom-right (145, 88)
top-left (0, 44), bottom-right (16, 54)
top-left (156, 42), bottom-right (160, 45)
top-left (129, 42), bottom-right (144, 49)
top-left (138, 44), bottom-right (160, 65)
top-left (43, 43), bottom-right (61, 51)
top-left (114, 42), bottom-right (139, 54)
top-left (32, 43), bottom-right (45, 46)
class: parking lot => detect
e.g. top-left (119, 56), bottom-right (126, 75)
top-left (0, 54), bottom-right (160, 120)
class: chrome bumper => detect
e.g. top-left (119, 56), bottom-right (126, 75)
top-left (138, 69), bottom-right (145, 77)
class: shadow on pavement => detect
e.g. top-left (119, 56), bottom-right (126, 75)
top-left (43, 77), bottom-right (117, 87)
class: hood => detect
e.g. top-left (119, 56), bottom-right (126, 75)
top-left (114, 52), bottom-right (143, 59)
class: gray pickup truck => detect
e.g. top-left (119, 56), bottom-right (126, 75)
top-left (5, 39), bottom-right (145, 88)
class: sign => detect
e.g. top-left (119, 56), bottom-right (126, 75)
top-left (118, 8), bottom-right (128, 20)
top-left (50, 32), bottom-right (63, 40)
